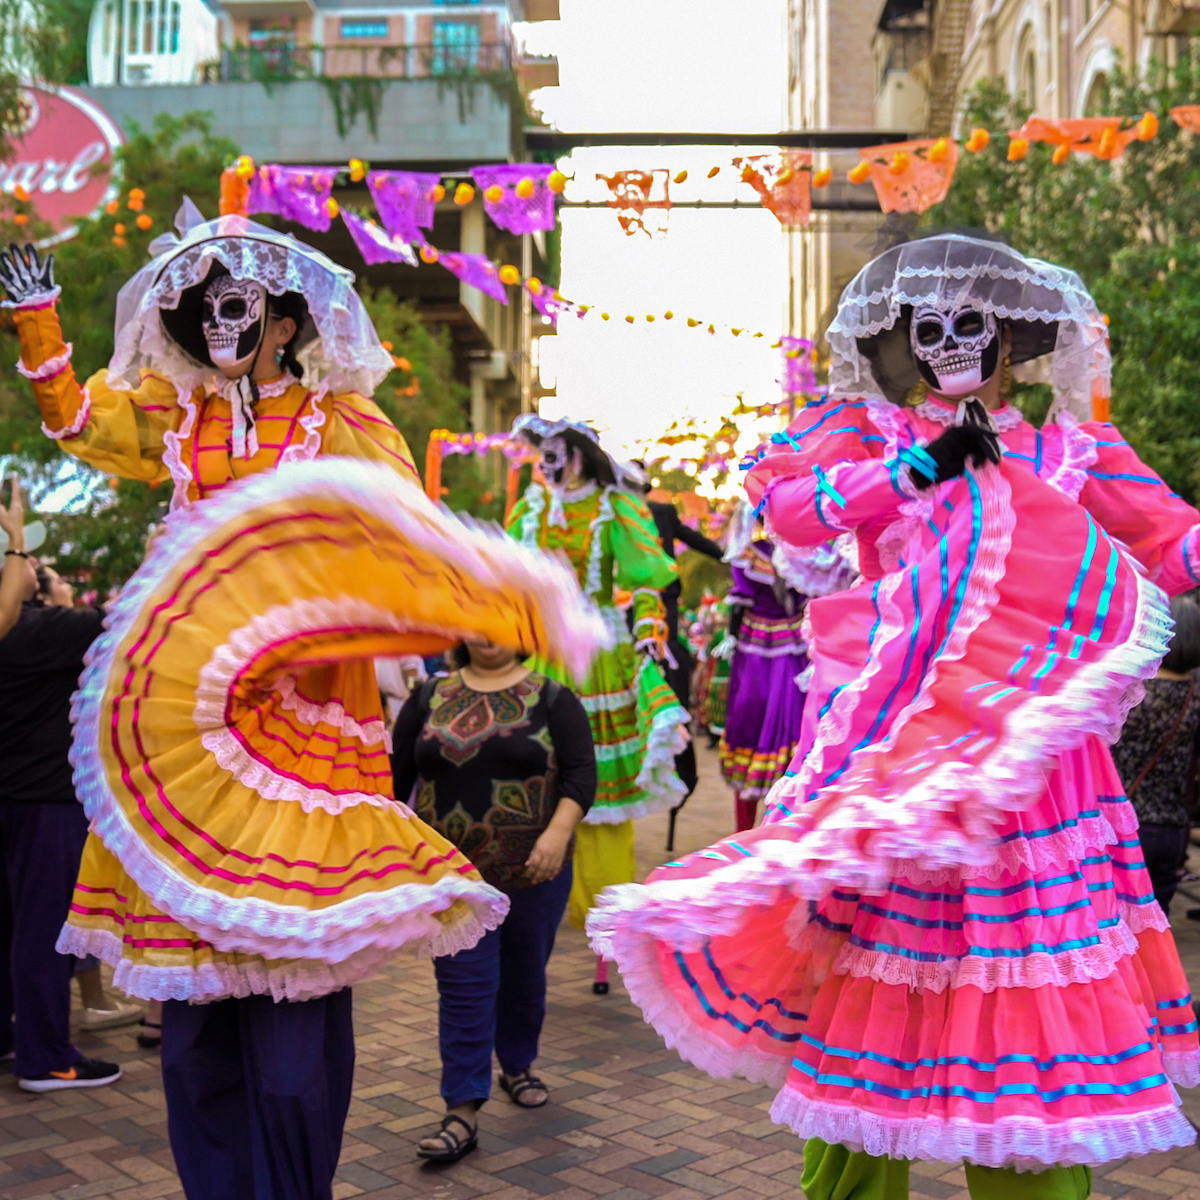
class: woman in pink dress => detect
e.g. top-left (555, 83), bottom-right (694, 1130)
top-left (588, 233), bottom-right (1200, 1199)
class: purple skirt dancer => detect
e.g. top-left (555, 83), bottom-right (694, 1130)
top-left (720, 541), bottom-right (808, 830)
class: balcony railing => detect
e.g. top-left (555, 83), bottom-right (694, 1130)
top-left (211, 41), bottom-right (513, 82)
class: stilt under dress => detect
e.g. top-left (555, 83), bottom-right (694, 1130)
top-left (588, 393), bottom-right (1200, 1170)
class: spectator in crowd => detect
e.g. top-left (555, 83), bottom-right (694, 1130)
top-left (391, 640), bottom-right (595, 1163)
top-left (0, 475), bottom-right (29, 640)
top-left (0, 509), bottom-right (121, 1091)
top-left (1112, 594), bottom-right (1200, 910)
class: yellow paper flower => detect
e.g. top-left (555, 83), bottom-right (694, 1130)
top-left (548, 170), bottom-right (568, 193)
top-left (485, 185), bottom-right (504, 204)
top-left (499, 264), bottom-right (520, 285)
top-left (516, 177), bottom-right (536, 199)
top-left (1007, 137), bottom-right (1029, 161)
top-left (454, 183), bottom-right (475, 205)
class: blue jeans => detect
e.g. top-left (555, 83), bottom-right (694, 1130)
top-left (434, 865), bottom-right (572, 1109)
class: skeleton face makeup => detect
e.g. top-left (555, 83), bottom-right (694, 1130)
top-left (910, 305), bottom-right (1000, 398)
top-left (539, 435), bottom-right (582, 488)
top-left (202, 276), bottom-right (267, 376)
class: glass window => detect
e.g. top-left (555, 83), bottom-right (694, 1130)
top-left (102, 2), bottom-right (112, 54)
top-left (127, 0), bottom-right (138, 53)
top-left (143, 0), bottom-right (154, 53)
top-left (340, 19), bottom-right (388, 38)
top-left (169, 0), bottom-right (179, 51)
top-left (431, 20), bottom-right (480, 74)
top-left (434, 0), bottom-right (481, 4)
top-left (249, 16), bottom-right (295, 48)
top-left (157, 0), bottom-right (166, 53)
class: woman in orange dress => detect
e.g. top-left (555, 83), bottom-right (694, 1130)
top-left (0, 204), bottom-right (605, 1200)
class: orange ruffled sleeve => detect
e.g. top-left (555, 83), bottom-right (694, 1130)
top-left (13, 303), bottom-right (182, 485)
top-left (320, 391), bottom-right (421, 485)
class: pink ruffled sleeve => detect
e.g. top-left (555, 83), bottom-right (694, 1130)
top-left (744, 398), bottom-right (905, 550)
top-left (1075, 421), bottom-right (1200, 595)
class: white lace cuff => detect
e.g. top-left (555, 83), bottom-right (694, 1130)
top-left (18, 342), bottom-right (72, 382)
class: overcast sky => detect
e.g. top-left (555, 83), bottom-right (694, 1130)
top-left (519, 0), bottom-right (790, 474)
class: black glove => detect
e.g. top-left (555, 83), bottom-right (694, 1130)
top-left (727, 604), bottom-right (746, 641)
top-left (0, 243), bottom-right (55, 305)
top-left (907, 424), bottom-right (1001, 491)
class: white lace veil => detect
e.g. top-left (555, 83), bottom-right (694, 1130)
top-left (107, 199), bottom-right (393, 396)
top-left (828, 233), bottom-right (1110, 420)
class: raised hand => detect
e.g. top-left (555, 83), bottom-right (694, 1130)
top-left (0, 243), bottom-right (55, 305)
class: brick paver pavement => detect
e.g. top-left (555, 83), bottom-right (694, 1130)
top-left (4, 745), bottom-right (1200, 1199)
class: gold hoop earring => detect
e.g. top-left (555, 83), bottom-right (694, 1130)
top-left (1000, 355), bottom-right (1013, 398)
top-left (904, 379), bottom-right (928, 408)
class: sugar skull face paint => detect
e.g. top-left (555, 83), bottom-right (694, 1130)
top-left (910, 304), bottom-right (1000, 398)
top-left (539, 435), bottom-right (581, 488)
top-left (202, 276), bottom-right (267, 375)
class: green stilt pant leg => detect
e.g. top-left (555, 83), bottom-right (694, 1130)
top-left (801, 1139), bottom-right (1092, 1200)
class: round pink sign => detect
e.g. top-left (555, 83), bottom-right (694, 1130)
top-left (2, 85), bottom-right (124, 235)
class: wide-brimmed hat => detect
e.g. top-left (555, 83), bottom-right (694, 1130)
top-left (108, 199), bottom-right (391, 397)
top-left (511, 415), bottom-right (618, 488)
top-left (830, 232), bottom-right (1108, 417)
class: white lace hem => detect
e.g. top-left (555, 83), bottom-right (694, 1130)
top-left (40, 389), bottom-right (89, 440)
top-left (161, 380), bottom-right (199, 512)
top-left (594, 921), bottom-right (792, 1088)
top-left (57, 883), bottom-right (505, 1003)
top-left (768, 1091), bottom-right (1195, 1168)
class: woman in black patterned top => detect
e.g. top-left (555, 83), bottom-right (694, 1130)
top-left (1112, 594), bottom-right (1200, 910)
top-left (391, 640), bottom-right (595, 1162)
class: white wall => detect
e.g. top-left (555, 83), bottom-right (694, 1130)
top-left (89, 0), bottom-right (219, 85)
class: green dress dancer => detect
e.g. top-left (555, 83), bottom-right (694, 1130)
top-left (508, 417), bottom-right (689, 988)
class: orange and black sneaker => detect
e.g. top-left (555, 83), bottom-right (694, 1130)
top-left (18, 1057), bottom-right (121, 1093)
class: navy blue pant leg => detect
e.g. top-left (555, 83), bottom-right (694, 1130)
top-left (434, 865), bottom-right (572, 1107)
top-left (0, 801), bottom-right (87, 1076)
top-left (495, 865), bottom-right (571, 1077)
top-left (162, 990), bottom-right (355, 1200)
top-left (434, 924), bottom-right (500, 1109)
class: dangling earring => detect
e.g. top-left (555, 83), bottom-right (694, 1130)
top-left (1000, 355), bottom-right (1013, 398)
top-left (904, 378), bottom-right (928, 408)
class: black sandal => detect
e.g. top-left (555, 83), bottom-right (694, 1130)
top-left (136, 1019), bottom-right (162, 1050)
top-left (499, 1070), bottom-right (549, 1108)
top-left (417, 1113), bottom-right (478, 1163)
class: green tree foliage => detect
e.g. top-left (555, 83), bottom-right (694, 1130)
top-left (0, 113), bottom-right (470, 595)
top-left (929, 60), bottom-right (1200, 500)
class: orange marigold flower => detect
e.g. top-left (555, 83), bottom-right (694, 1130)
top-left (432, 184), bottom-right (445, 202)
top-left (847, 161), bottom-right (871, 184)
top-left (1007, 137), bottom-right (1029, 161)
top-left (672, 169), bottom-right (688, 184)
top-left (548, 170), bottom-right (568, 193)
top-left (965, 127), bottom-right (991, 153)
top-left (515, 177), bottom-right (536, 199)
top-left (1136, 112), bottom-right (1159, 141)
top-left (105, 199), bottom-right (120, 215)
top-left (13, 213), bottom-right (27, 226)
top-left (420, 244), bottom-right (439, 264)
top-left (454, 182), bottom-right (475, 205)
top-left (485, 185), bottom-right (504, 204)
top-left (1052, 143), bottom-right (1071, 165)
top-left (136, 214), bottom-right (152, 230)
top-left (812, 167), bottom-right (833, 187)
top-left (113, 222), bottom-right (126, 236)
top-left (499, 264), bottom-right (520, 285)
top-left (928, 138), bottom-right (950, 163)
